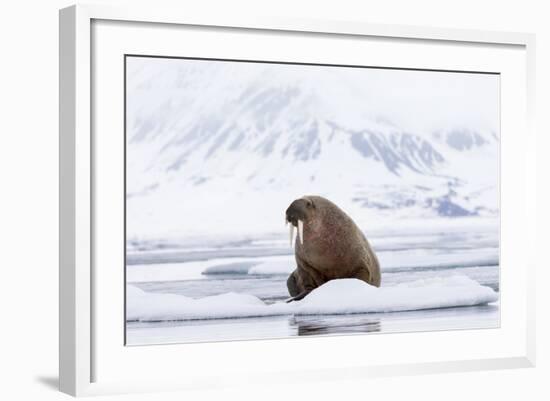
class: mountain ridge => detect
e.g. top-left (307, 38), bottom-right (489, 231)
top-left (125, 58), bottom-right (499, 240)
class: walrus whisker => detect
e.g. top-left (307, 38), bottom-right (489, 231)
top-left (289, 224), bottom-right (295, 247)
top-left (298, 219), bottom-right (304, 245)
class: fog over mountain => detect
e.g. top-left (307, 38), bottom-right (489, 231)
top-left (125, 57), bottom-right (499, 241)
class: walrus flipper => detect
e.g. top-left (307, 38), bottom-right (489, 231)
top-left (285, 289), bottom-right (312, 303)
top-left (286, 269), bottom-right (315, 302)
top-left (287, 269), bottom-right (300, 297)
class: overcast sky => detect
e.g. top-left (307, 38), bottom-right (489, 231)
top-left (128, 56), bottom-right (500, 137)
top-left (337, 66), bottom-right (500, 134)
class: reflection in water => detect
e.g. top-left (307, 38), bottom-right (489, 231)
top-left (290, 315), bottom-right (381, 336)
top-left (126, 304), bottom-right (499, 345)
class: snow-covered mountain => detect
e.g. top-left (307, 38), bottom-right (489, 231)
top-left (126, 57), bottom-right (499, 241)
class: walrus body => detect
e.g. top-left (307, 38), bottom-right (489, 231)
top-left (285, 196), bottom-right (380, 302)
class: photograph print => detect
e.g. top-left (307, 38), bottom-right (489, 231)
top-left (125, 56), bottom-right (499, 345)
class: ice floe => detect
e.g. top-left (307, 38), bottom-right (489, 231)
top-left (127, 275), bottom-right (498, 322)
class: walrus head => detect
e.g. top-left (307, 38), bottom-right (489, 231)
top-left (285, 197), bottom-right (316, 246)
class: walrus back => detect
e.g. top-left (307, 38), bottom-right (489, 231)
top-left (310, 196), bottom-right (381, 286)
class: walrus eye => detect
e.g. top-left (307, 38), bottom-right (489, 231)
top-left (306, 199), bottom-right (314, 208)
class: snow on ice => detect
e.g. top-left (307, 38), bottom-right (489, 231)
top-left (126, 275), bottom-right (498, 322)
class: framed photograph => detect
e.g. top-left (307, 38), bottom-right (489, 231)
top-left (59, 4), bottom-right (536, 396)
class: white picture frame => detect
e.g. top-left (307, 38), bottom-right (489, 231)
top-left (59, 4), bottom-right (537, 397)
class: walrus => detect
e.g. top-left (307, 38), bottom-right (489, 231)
top-left (285, 195), bottom-right (381, 302)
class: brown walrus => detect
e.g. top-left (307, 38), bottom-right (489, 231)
top-left (285, 195), bottom-right (381, 302)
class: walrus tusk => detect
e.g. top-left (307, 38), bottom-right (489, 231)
top-left (298, 219), bottom-right (304, 245)
top-left (289, 224), bottom-right (295, 247)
